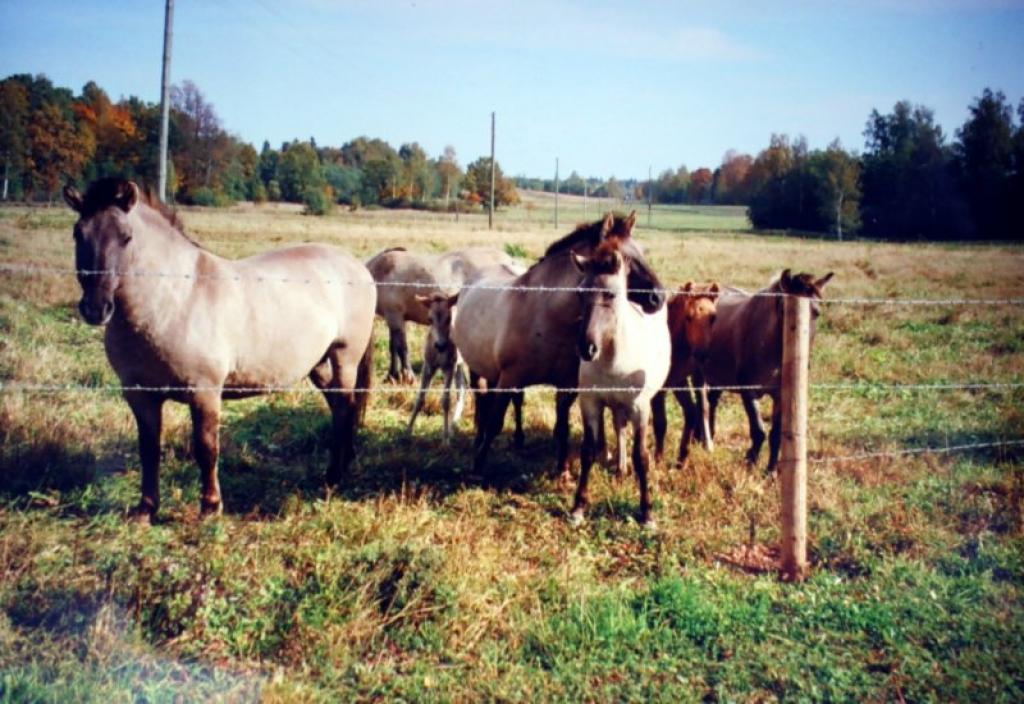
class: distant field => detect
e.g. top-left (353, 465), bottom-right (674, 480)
top-left (0, 201), bottom-right (1022, 701)
top-left (512, 190), bottom-right (752, 232)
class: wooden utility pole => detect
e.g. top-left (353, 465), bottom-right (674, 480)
top-left (779, 295), bottom-right (811, 581)
top-left (583, 180), bottom-right (588, 220)
top-left (488, 111), bottom-right (496, 230)
top-left (157, 0), bottom-right (174, 203)
top-left (647, 165), bottom-right (653, 228)
top-left (554, 158), bottom-right (560, 230)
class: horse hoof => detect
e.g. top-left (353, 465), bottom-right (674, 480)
top-left (569, 510), bottom-right (586, 527)
top-left (641, 518), bottom-right (658, 532)
top-left (200, 499), bottom-right (223, 518)
top-left (128, 505), bottom-right (153, 526)
top-left (556, 470), bottom-right (575, 490)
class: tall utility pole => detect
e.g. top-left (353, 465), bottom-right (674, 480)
top-left (554, 157), bottom-right (560, 230)
top-left (157, 0), bottom-right (174, 202)
top-left (647, 165), bottom-right (653, 228)
top-left (488, 111), bottom-right (496, 230)
top-left (583, 180), bottom-right (588, 219)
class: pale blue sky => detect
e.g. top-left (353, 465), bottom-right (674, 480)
top-left (2, 0), bottom-right (1023, 180)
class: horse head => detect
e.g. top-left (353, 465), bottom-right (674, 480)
top-left (63, 178), bottom-right (142, 326)
top-left (674, 281), bottom-right (720, 363)
top-left (571, 240), bottom-right (635, 363)
top-left (777, 268), bottom-right (834, 319)
top-left (415, 291), bottom-right (459, 352)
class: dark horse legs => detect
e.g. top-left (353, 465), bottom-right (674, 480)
top-left (189, 391), bottom-right (224, 516)
top-left (741, 391), bottom-right (767, 466)
top-left (651, 386), bottom-right (702, 469)
top-left (386, 318), bottom-right (415, 384)
top-left (124, 389), bottom-right (164, 523)
top-left (310, 347), bottom-right (358, 485)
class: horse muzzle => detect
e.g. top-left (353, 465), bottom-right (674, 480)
top-left (79, 297), bottom-right (114, 326)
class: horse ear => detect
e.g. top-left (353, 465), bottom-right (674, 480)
top-left (624, 210), bottom-right (637, 233)
top-left (571, 250), bottom-right (589, 272)
top-left (63, 185), bottom-right (83, 213)
top-left (447, 292), bottom-right (459, 308)
top-left (682, 281), bottom-right (693, 293)
top-left (780, 268), bottom-right (793, 290)
top-left (815, 272), bottom-right (835, 289)
top-left (115, 181), bottom-right (139, 213)
top-left (709, 282), bottom-right (720, 296)
top-left (600, 212), bottom-right (614, 239)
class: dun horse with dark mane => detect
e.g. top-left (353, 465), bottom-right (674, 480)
top-left (64, 178), bottom-right (376, 523)
top-left (703, 269), bottom-right (833, 472)
top-left (453, 211), bottom-right (666, 478)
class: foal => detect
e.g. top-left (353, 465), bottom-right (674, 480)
top-left (407, 292), bottom-right (467, 444)
top-left (570, 242), bottom-right (671, 528)
top-left (652, 281), bottom-right (720, 468)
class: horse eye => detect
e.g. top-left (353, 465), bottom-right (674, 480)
top-left (603, 291), bottom-right (616, 301)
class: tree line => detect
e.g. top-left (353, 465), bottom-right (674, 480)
top-left (631, 89), bottom-right (1022, 241)
top-left (0, 74), bottom-right (519, 214)
top-left (2, 73), bottom-right (1021, 239)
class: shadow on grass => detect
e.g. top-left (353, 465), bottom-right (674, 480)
top-left (0, 437), bottom-right (98, 498)
top-left (207, 401), bottom-right (567, 517)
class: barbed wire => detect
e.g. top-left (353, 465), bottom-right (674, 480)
top-left (2, 263), bottom-right (1023, 305)
top-left (811, 439), bottom-right (1024, 465)
top-left (1, 380), bottom-right (1020, 396)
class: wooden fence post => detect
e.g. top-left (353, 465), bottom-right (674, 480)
top-left (780, 294), bottom-right (810, 581)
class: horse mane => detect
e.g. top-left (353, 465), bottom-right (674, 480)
top-left (79, 177), bottom-right (201, 248)
top-left (542, 212), bottom-right (633, 258)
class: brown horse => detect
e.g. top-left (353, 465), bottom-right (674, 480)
top-left (366, 246), bottom-right (517, 383)
top-left (63, 178), bottom-right (377, 523)
top-left (571, 239), bottom-right (671, 528)
top-left (703, 269), bottom-right (833, 472)
top-left (651, 281), bottom-right (720, 469)
top-left (452, 211), bottom-right (666, 477)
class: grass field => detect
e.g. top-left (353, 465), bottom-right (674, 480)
top-left (1, 200), bottom-right (1023, 701)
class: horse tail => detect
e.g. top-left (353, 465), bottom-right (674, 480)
top-left (355, 327), bottom-right (375, 427)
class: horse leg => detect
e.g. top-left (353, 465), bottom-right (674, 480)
top-left (675, 387), bottom-right (696, 469)
top-left (395, 321), bottom-right (416, 384)
top-left (651, 390), bottom-right (667, 465)
top-left (312, 350), bottom-right (358, 485)
top-left (699, 382), bottom-right (714, 452)
top-left (452, 361), bottom-right (467, 424)
top-left (124, 390), bottom-right (164, 524)
top-left (385, 318), bottom-right (402, 382)
top-left (741, 391), bottom-right (766, 468)
top-left (470, 372), bottom-right (488, 450)
top-left (594, 410), bottom-right (610, 466)
top-left (473, 388), bottom-right (513, 476)
top-left (766, 393), bottom-right (782, 474)
top-left (440, 363), bottom-right (455, 445)
top-left (512, 391), bottom-right (525, 449)
top-left (632, 403), bottom-right (655, 529)
top-left (407, 354), bottom-right (436, 436)
top-left (189, 390), bottom-right (224, 517)
top-left (613, 407), bottom-right (629, 477)
top-left (570, 398), bottom-right (601, 525)
top-left (707, 388), bottom-right (722, 440)
top-left (553, 390), bottom-right (577, 484)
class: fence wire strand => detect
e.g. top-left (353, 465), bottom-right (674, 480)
top-left (2, 263), bottom-right (1023, 305)
top-left (811, 439), bottom-right (1024, 465)
top-left (1, 381), bottom-right (1021, 396)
